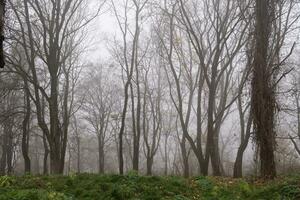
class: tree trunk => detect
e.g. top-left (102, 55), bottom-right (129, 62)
top-left (43, 133), bottom-right (49, 175)
top-left (49, 75), bottom-right (63, 174)
top-left (233, 148), bottom-right (244, 178)
top-left (98, 136), bottom-right (105, 174)
top-left (0, 130), bottom-right (7, 175)
top-left (118, 77), bottom-right (132, 175)
top-left (22, 80), bottom-right (31, 174)
top-left (0, 0), bottom-right (5, 68)
top-left (60, 70), bottom-right (70, 174)
top-left (198, 158), bottom-right (208, 176)
top-left (234, 106), bottom-right (252, 178)
top-left (50, 150), bottom-right (61, 174)
top-left (207, 71), bottom-right (221, 176)
top-left (252, 0), bottom-right (276, 179)
top-left (164, 135), bottom-right (168, 176)
top-left (146, 156), bottom-right (153, 176)
top-left (6, 124), bottom-right (13, 175)
top-left (77, 136), bottom-right (81, 173)
top-left (130, 83), bottom-right (138, 172)
top-left (133, 51), bottom-right (141, 172)
top-left (180, 136), bottom-right (189, 178)
top-left (196, 72), bottom-right (207, 176)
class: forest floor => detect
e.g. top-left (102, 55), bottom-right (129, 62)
top-left (0, 172), bottom-right (300, 200)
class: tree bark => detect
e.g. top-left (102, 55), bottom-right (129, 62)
top-left (22, 80), bottom-right (31, 174)
top-left (76, 135), bottom-right (81, 174)
top-left (206, 70), bottom-right (221, 176)
top-left (42, 133), bottom-right (49, 175)
top-left (233, 98), bottom-right (253, 178)
top-left (133, 68), bottom-right (141, 172)
top-left (59, 65), bottom-right (72, 174)
top-left (0, 0), bottom-right (5, 68)
top-left (146, 156), bottom-right (153, 176)
top-left (98, 135), bottom-right (105, 174)
top-left (180, 135), bottom-right (189, 178)
top-left (0, 128), bottom-right (7, 175)
top-left (6, 122), bottom-right (13, 175)
top-left (252, 0), bottom-right (276, 179)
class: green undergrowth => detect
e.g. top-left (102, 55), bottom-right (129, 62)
top-left (0, 172), bottom-right (300, 199)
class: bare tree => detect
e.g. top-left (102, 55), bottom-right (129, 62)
top-left (8, 0), bottom-right (100, 174)
top-left (141, 59), bottom-right (163, 175)
top-left (156, 0), bottom-right (250, 176)
top-left (82, 65), bottom-right (115, 174)
top-left (21, 78), bottom-right (31, 173)
top-left (0, 87), bottom-right (22, 175)
top-left (111, 0), bottom-right (148, 174)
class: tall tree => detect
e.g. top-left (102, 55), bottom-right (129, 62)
top-left (251, 0), bottom-right (276, 179)
top-left (21, 79), bottom-right (31, 174)
top-left (111, 0), bottom-right (147, 174)
top-left (83, 65), bottom-right (114, 174)
top-left (8, 0), bottom-right (100, 174)
top-left (0, 0), bottom-right (5, 68)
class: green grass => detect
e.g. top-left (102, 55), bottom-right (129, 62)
top-left (0, 172), bottom-right (300, 199)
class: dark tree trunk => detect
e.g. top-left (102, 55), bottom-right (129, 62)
top-left (42, 133), bottom-right (49, 175)
top-left (119, 71), bottom-right (133, 175)
top-left (133, 53), bottom-right (141, 172)
top-left (180, 136), bottom-right (189, 178)
top-left (251, 0), bottom-right (276, 179)
top-left (60, 71), bottom-right (70, 174)
top-left (233, 148), bottom-right (245, 178)
top-left (234, 109), bottom-right (252, 178)
top-left (207, 68), bottom-right (221, 176)
top-left (199, 159), bottom-right (209, 176)
top-left (49, 75), bottom-right (63, 174)
top-left (22, 80), bottom-right (31, 174)
top-left (195, 71), bottom-right (209, 176)
top-left (6, 123), bottom-right (13, 175)
top-left (0, 0), bottom-right (5, 68)
top-left (50, 150), bottom-right (61, 174)
top-left (130, 83), bottom-right (138, 172)
top-left (146, 156), bottom-right (153, 176)
top-left (0, 131), bottom-right (7, 175)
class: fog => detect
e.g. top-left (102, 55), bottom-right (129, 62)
top-left (0, 0), bottom-right (300, 179)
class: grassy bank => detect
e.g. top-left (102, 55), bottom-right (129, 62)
top-left (0, 172), bottom-right (300, 199)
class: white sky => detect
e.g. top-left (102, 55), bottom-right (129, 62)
top-left (82, 1), bottom-right (122, 64)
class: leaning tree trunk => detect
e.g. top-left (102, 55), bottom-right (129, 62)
top-left (251, 0), bottom-right (276, 179)
top-left (234, 95), bottom-right (253, 178)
